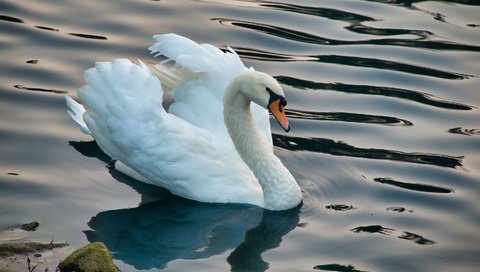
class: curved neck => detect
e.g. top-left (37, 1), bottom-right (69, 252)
top-left (223, 82), bottom-right (301, 211)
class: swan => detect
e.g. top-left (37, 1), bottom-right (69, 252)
top-left (66, 33), bottom-right (302, 211)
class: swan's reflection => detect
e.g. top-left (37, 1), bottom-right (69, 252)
top-left (227, 208), bottom-right (301, 271)
top-left (83, 166), bottom-right (300, 271)
top-left (71, 140), bottom-right (301, 270)
top-left (85, 195), bottom-right (300, 271)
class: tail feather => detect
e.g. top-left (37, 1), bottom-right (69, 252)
top-left (65, 95), bottom-right (91, 135)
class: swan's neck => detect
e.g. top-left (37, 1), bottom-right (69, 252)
top-left (223, 86), bottom-right (302, 210)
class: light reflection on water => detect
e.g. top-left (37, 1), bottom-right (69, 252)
top-left (0, 0), bottom-right (479, 271)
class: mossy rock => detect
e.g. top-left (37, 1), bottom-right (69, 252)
top-left (58, 242), bottom-right (117, 272)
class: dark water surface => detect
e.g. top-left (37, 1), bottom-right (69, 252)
top-left (1, 0), bottom-right (479, 271)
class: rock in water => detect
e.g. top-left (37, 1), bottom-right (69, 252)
top-left (58, 242), bottom-right (117, 272)
top-left (20, 221), bottom-right (40, 231)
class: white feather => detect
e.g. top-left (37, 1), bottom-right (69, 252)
top-left (65, 95), bottom-right (91, 135)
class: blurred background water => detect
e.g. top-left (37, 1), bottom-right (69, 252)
top-left (0, 0), bottom-right (479, 271)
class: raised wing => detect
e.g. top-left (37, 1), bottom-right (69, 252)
top-left (149, 33), bottom-right (272, 144)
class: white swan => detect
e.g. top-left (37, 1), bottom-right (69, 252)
top-left (66, 33), bottom-right (302, 211)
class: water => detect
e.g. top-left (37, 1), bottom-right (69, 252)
top-left (1, 0), bottom-right (479, 271)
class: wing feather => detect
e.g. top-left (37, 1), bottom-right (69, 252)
top-left (149, 33), bottom-right (272, 143)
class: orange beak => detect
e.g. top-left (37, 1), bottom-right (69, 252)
top-left (268, 99), bottom-right (290, 132)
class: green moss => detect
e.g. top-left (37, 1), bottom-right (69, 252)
top-left (0, 242), bottom-right (69, 257)
top-left (58, 242), bottom-right (117, 272)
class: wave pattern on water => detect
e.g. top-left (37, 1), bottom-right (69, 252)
top-left (67, 33), bottom-right (108, 40)
top-left (35, 25), bottom-right (59, 32)
top-left (215, 18), bottom-right (480, 52)
top-left (365, 0), bottom-right (480, 7)
top-left (448, 127), bottom-right (480, 136)
top-left (374, 177), bottom-right (454, 193)
top-left (0, 13), bottom-right (107, 41)
top-left (386, 206), bottom-right (414, 213)
top-left (286, 109), bottom-right (413, 126)
top-left (13, 84), bottom-right (68, 94)
top-left (0, 14), bottom-right (23, 23)
top-left (277, 76), bottom-right (474, 110)
top-left (325, 204), bottom-right (356, 211)
top-left (259, 1), bottom-right (376, 23)
top-left (351, 225), bottom-right (436, 245)
top-left (227, 46), bottom-right (471, 79)
top-left (273, 134), bottom-right (464, 168)
top-left (314, 263), bottom-right (367, 272)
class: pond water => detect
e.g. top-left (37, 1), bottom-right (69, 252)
top-left (1, 0), bottom-right (479, 271)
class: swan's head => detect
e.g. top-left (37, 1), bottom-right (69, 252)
top-left (234, 71), bottom-right (290, 132)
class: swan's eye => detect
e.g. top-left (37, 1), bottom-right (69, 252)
top-left (267, 87), bottom-right (288, 109)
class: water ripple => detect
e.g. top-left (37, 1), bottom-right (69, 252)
top-left (215, 18), bottom-right (332, 45)
top-left (259, 1), bottom-right (376, 23)
top-left (345, 24), bottom-right (432, 38)
top-left (229, 47), bottom-right (471, 79)
top-left (215, 18), bottom-right (480, 52)
top-left (366, 0), bottom-right (480, 27)
top-left (351, 225), bottom-right (395, 235)
top-left (14, 84), bottom-right (68, 94)
top-left (398, 232), bottom-right (436, 245)
top-left (272, 134), bottom-right (464, 168)
top-left (0, 13), bottom-right (107, 41)
top-left (208, 0), bottom-right (376, 23)
top-left (0, 14), bottom-right (23, 23)
top-left (374, 177), bottom-right (454, 193)
top-left (68, 33), bottom-right (108, 40)
top-left (277, 76), bottom-right (473, 110)
top-left (287, 109), bottom-right (413, 126)
top-left (226, 46), bottom-right (314, 61)
top-left (314, 263), bottom-right (367, 272)
top-left (325, 204), bottom-right (356, 211)
top-left (351, 225), bottom-right (436, 245)
top-left (35, 25), bottom-right (59, 32)
top-left (386, 207), bottom-right (414, 213)
top-left (448, 127), bottom-right (480, 136)
top-left (366, 0), bottom-right (480, 8)
top-left (319, 54), bottom-right (470, 79)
